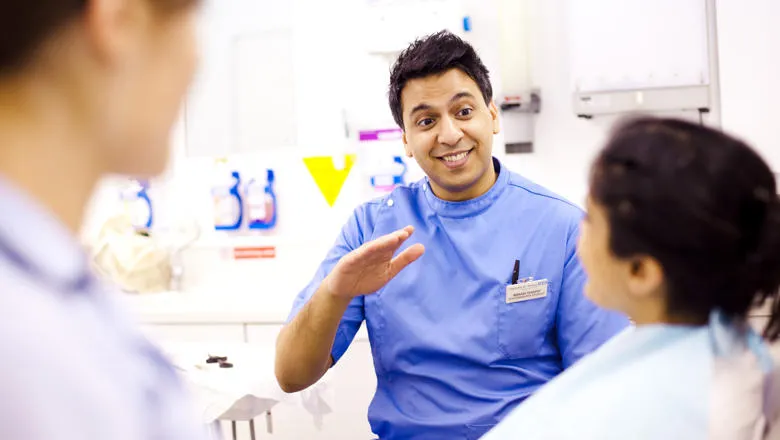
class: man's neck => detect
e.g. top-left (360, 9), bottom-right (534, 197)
top-left (431, 165), bottom-right (498, 202)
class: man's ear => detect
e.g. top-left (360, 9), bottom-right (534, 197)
top-left (489, 101), bottom-right (500, 135)
top-left (403, 132), bottom-right (412, 157)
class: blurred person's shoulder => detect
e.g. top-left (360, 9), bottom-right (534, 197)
top-left (0, 262), bottom-right (68, 334)
top-left (0, 266), bottom-right (149, 439)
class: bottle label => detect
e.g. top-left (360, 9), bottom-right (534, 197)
top-left (214, 196), bottom-right (237, 226)
top-left (247, 192), bottom-right (267, 221)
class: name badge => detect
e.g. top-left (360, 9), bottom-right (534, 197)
top-left (506, 279), bottom-right (548, 304)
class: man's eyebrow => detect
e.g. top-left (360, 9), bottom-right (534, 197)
top-left (450, 91), bottom-right (476, 103)
top-left (408, 92), bottom-right (476, 117)
top-left (409, 103), bottom-right (432, 116)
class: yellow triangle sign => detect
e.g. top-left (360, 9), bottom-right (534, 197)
top-left (303, 155), bottom-right (357, 207)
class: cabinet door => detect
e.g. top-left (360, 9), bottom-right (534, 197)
top-left (325, 327), bottom-right (376, 439)
top-left (244, 324), bottom-right (307, 440)
top-left (139, 325), bottom-right (248, 440)
top-left (244, 324), bottom-right (376, 439)
top-left (244, 324), bottom-right (282, 348)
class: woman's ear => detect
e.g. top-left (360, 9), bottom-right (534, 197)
top-left (626, 256), bottom-right (665, 299)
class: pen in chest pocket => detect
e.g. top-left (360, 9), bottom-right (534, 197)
top-left (511, 259), bottom-right (520, 285)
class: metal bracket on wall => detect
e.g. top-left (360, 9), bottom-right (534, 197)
top-left (499, 89), bottom-right (542, 114)
top-left (499, 89), bottom-right (540, 155)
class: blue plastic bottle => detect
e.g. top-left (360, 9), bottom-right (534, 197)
top-left (137, 180), bottom-right (153, 230)
top-left (370, 156), bottom-right (407, 192)
top-left (213, 171), bottom-right (243, 231)
top-left (121, 179), bottom-right (153, 231)
top-left (247, 169), bottom-right (277, 230)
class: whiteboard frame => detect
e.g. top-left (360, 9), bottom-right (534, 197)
top-left (570, 0), bottom-right (721, 120)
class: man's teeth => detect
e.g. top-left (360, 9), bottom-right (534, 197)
top-left (442, 151), bottom-right (469, 162)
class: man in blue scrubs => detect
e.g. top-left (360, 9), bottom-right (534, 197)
top-left (275, 30), bottom-right (629, 439)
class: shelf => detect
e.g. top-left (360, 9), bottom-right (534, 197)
top-left (189, 233), bottom-right (333, 250)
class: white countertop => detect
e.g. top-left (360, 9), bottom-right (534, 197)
top-left (120, 289), bottom-right (371, 341)
top-left (121, 289), bottom-right (776, 328)
top-left (120, 290), bottom-right (293, 324)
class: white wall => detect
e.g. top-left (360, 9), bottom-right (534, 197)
top-left (82, 0), bottom-right (780, 316)
top-left (517, 0), bottom-right (780, 208)
top-left (82, 0), bottom-right (516, 316)
top-left (504, 0), bottom-right (724, 208)
top-left (500, 0), bottom-right (609, 207)
top-left (715, 0), bottom-right (780, 171)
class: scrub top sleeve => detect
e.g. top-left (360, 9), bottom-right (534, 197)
top-left (286, 204), bottom-right (373, 365)
top-left (556, 221), bottom-right (630, 368)
top-left (0, 341), bottom-right (95, 440)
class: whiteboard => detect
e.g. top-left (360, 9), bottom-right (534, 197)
top-left (567, 0), bottom-right (710, 93)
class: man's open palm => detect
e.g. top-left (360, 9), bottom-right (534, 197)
top-left (326, 226), bottom-right (425, 299)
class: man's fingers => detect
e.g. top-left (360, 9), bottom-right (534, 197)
top-left (388, 243), bottom-right (425, 278)
top-left (360, 226), bottom-right (415, 256)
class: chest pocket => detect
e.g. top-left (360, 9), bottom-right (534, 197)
top-left (496, 280), bottom-right (555, 359)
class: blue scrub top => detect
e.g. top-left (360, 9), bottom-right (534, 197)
top-left (288, 158), bottom-right (629, 439)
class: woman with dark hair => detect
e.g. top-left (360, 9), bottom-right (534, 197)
top-left (0, 1), bottom-right (205, 439)
top-left (483, 117), bottom-right (780, 440)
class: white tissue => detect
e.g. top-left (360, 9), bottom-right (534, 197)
top-left (90, 215), bottom-right (171, 293)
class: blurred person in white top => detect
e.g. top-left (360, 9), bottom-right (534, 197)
top-left (0, 0), bottom-right (206, 439)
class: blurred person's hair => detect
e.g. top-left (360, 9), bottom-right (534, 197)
top-left (0, 0), bottom-right (198, 76)
top-left (590, 116), bottom-right (780, 340)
